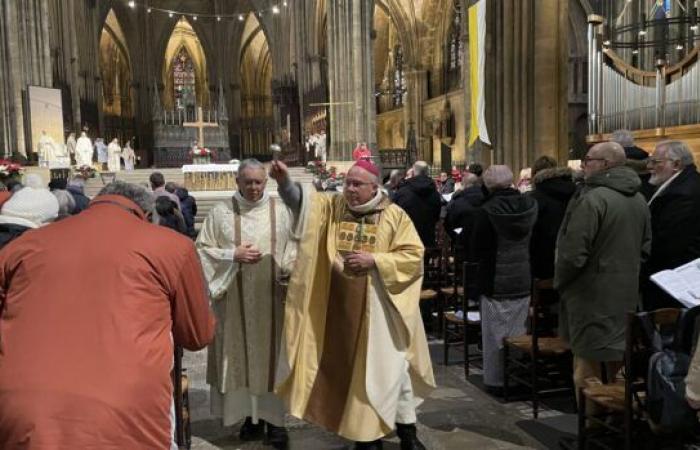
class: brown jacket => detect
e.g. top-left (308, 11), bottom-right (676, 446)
top-left (0, 195), bottom-right (215, 449)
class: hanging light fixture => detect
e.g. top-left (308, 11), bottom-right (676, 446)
top-left (272, 5), bottom-right (280, 14)
top-left (128, 0), bottom-right (135, 8)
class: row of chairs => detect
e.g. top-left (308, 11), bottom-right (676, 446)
top-left (420, 239), bottom-right (699, 448)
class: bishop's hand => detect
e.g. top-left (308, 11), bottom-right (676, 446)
top-left (344, 251), bottom-right (375, 276)
top-left (234, 242), bottom-right (263, 264)
top-left (270, 160), bottom-right (290, 185)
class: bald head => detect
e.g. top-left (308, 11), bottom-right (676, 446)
top-left (591, 142), bottom-right (626, 166)
top-left (583, 142), bottom-right (626, 179)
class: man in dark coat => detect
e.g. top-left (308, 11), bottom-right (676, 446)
top-left (643, 140), bottom-right (700, 310)
top-left (555, 142), bottom-right (651, 406)
top-left (393, 161), bottom-right (442, 247)
top-left (66, 177), bottom-right (91, 214)
top-left (444, 172), bottom-right (484, 249)
top-left (469, 165), bottom-right (538, 390)
top-left (176, 186), bottom-right (198, 238)
top-left (528, 156), bottom-right (576, 280)
top-left (610, 129), bottom-right (654, 199)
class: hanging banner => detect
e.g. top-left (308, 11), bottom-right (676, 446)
top-left (468, 0), bottom-right (490, 146)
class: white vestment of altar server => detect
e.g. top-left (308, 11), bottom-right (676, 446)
top-left (196, 192), bottom-right (301, 426)
top-left (75, 133), bottom-right (93, 167)
top-left (107, 140), bottom-right (122, 172)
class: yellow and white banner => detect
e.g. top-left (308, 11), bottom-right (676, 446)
top-left (468, 0), bottom-right (490, 146)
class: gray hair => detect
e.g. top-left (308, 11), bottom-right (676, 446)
top-left (237, 158), bottom-right (266, 178)
top-left (97, 181), bottom-right (155, 214)
top-left (483, 165), bottom-right (514, 191)
top-left (413, 161), bottom-right (430, 177)
top-left (610, 129), bottom-right (635, 148)
top-left (462, 172), bottom-right (479, 188)
top-left (53, 190), bottom-right (76, 217)
top-left (657, 140), bottom-right (695, 167)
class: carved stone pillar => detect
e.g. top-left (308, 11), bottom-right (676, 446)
top-left (403, 68), bottom-right (429, 161)
top-left (0, 0), bottom-right (53, 157)
top-left (327, 0), bottom-right (376, 160)
top-left (485, 0), bottom-right (569, 169)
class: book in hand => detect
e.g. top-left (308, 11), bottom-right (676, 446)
top-left (650, 258), bottom-right (700, 308)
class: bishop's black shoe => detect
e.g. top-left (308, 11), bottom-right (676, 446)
top-left (238, 417), bottom-right (265, 441)
top-left (354, 439), bottom-right (384, 449)
top-left (265, 423), bottom-right (289, 449)
top-left (396, 423), bottom-right (426, 450)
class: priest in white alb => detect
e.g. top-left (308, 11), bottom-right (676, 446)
top-left (74, 131), bottom-right (93, 168)
top-left (107, 138), bottom-right (122, 172)
top-left (270, 159), bottom-right (435, 450)
top-left (196, 159), bottom-right (301, 449)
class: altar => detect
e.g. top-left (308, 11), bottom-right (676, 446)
top-left (182, 164), bottom-right (237, 192)
top-left (152, 86), bottom-right (232, 167)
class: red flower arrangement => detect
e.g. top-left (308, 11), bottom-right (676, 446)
top-left (0, 159), bottom-right (24, 178)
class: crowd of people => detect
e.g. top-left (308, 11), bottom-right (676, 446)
top-left (0, 132), bottom-right (699, 449)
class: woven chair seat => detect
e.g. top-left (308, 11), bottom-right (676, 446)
top-left (583, 383), bottom-right (626, 412)
top-left (420, 289), bottom-right (438, 301)
top-left (444, 311), bottom-right (480, 324)
top-left (440, 286), bottom-right (464, 296)
top-left (504, 335), bottom-right (570, 355)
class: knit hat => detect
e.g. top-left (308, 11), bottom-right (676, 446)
top-left (1, 187), bottom-right (59, 226)
top-left (352, 159), bottom-right (380, 177)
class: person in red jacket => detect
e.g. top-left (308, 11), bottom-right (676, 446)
top-left (0, 181), bottom-right (215, 450)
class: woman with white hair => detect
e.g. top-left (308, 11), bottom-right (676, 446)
top-left (0, 185), bottom-right (59, 248)
top-left (468, 165), bottom-right (538, 393)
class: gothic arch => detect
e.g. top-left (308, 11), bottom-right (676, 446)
top-left (239, 13), bottom-right (273, 157)
top-left (100, 9), bottom-right (133, 126)
top-left (161, 17), bottom-right (211, 110)
top-left (153, 3), bottom-right (217, 91)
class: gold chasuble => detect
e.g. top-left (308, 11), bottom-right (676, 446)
top-left (275, 190), bottom-right (436, 442)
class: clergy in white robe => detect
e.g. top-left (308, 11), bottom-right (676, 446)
top-left (107, 139), bottom-right (122, 172)
top-left (196, 159), bottom-right (300, 447)
top-left (74, 132), bottom-right (93, 168)
top-left (36, 131), bottom-right (56, 166)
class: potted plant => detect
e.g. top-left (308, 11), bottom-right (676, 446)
top-left (0, 159), bottom-right (24, 185)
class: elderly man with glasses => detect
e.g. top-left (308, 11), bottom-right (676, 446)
top-left (555, 141), bottom-right (651, 408)
top-left (642, 140), bottom-right (700, 310)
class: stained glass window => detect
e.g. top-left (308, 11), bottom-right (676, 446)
top-left (393, 45), bottom-right (405, 107)
top-left (173, 47), bottom-right (196, 110)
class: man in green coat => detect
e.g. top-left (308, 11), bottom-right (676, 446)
top-left (555, 142), bottom-right (651, 401)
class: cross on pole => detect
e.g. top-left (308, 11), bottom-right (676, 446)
top-left (183, 107), bottom-right (218, 148)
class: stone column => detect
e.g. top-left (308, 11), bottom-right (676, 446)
top-left (0, 0), bottom-right (53, 157)
top-left (485, 0), bottom-right (569, 169)
top-left (403, 68), bottom-right (429, 160)
top-left (327, 0), bottom-right (376, 160)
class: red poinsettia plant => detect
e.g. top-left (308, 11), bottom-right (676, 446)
top-left (0, 159), bottom-right (24, 178)
top-left (189, 147), bottom-right (217, 157)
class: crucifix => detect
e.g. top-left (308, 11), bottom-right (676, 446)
top-left (183, 107), bottom-right (218, 148)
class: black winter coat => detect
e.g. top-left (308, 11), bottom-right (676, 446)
top-left (393, 175), bottom-right (442, 247)
top-left (643, 164), bottom-right (700, 309)
top-left (66, 186), bottom-right (90, 214)
top-left (469, 188), bottom-right (537, 299)
top-left (443, 186), bottom-right (484, 248)
top-left (176, 188), bottom-right (198, 237)
top-left (528, 167), bottom-right (576, 280)
top-left (0, 223), bottom-right (32, 250)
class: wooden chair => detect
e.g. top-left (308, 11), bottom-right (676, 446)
top-left (420, 247), bottom-right (443, 335)
top-left (502, 279), bottom-right (573, 418)
top-left (577, 308), bottom-right (683, 450)
top-left (442, 261), bottom-right (480, 379)
top-left (173, 346), bottom-right (191, 450)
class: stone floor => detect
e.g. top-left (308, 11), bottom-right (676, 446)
top-left (184, 342), bottom-right (575, 450)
